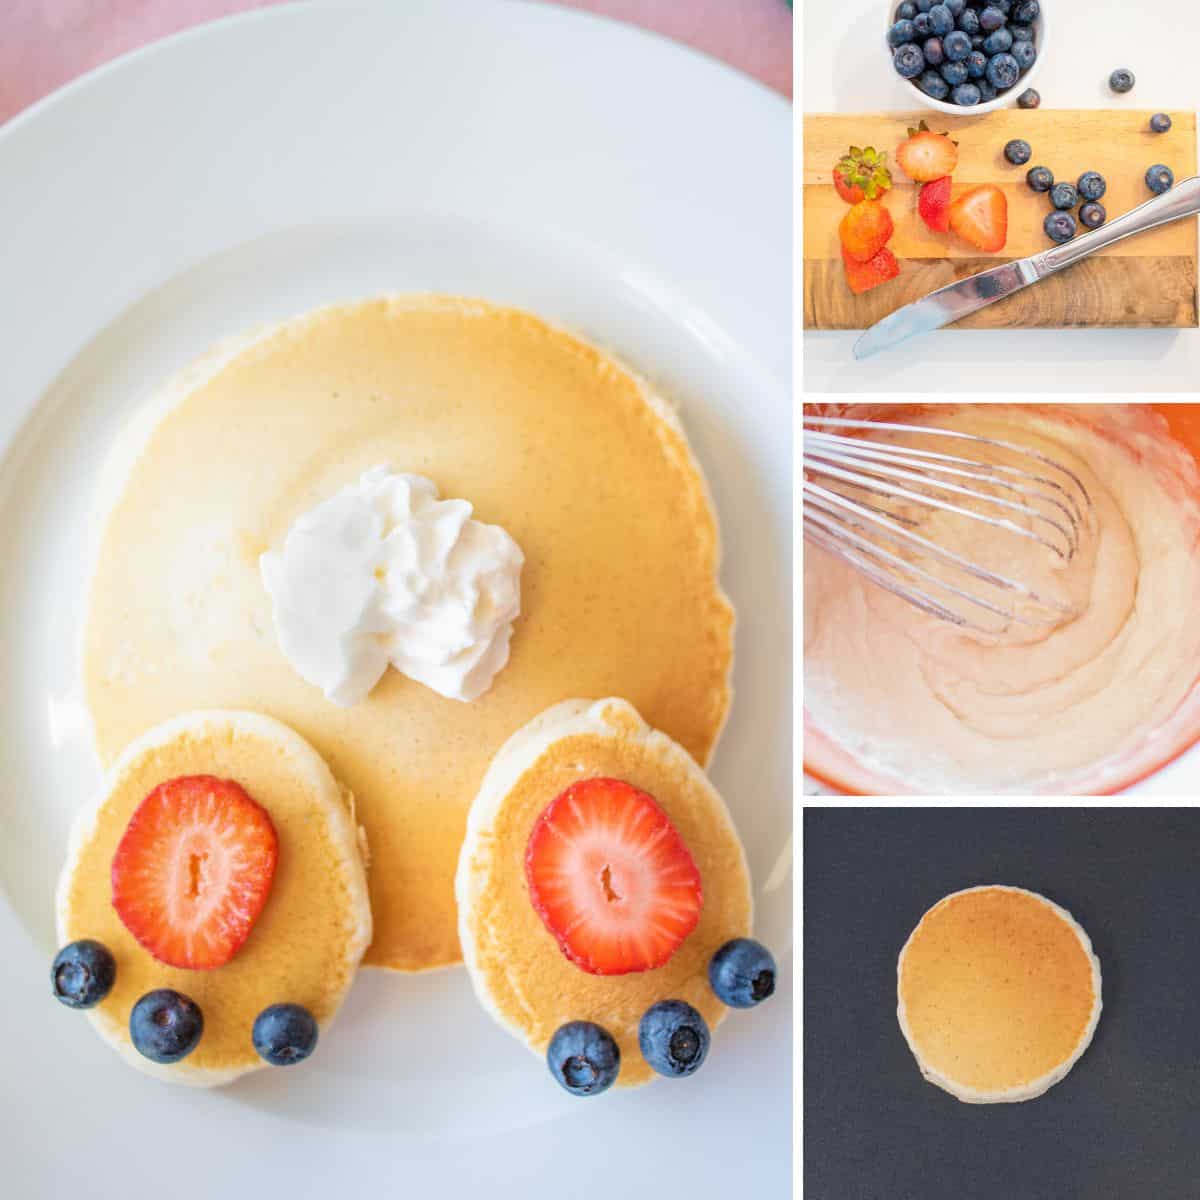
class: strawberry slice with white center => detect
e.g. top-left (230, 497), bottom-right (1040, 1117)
top-left (111, 775), bottom-right (279, 970)
top-left (524, 777), bottom-right (703, 975)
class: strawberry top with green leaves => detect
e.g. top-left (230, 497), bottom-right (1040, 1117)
top-left (834, 145), bottom-right (892, 204)
top-left (111, 775), bottom-right (279, 971)
top-left (896, 120), bottom-right (959, 183)
top-left (524, 777), bottom-right (703, 976)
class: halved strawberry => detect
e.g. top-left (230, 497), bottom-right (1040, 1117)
top-left (949, 184), bottom-right (1008, 252)
top-left (839, 199), bottom-right (895, 263)
top-left (918, 176), bottom-right (953, 233)
top-left (842, 244), bottom-right (901, 295)
top-left (112, 775), bottom-right (278, 970)
top-left (896, 121), bottom-right (959, 183)
top-left (524, 777), bottom-right (703, 976)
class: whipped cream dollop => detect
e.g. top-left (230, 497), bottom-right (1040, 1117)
top-left (260, 466), bottom-right (524, 705)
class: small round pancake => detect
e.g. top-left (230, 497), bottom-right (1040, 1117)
top-left (82, 296), bottom-right (734, 972)
top-left (456, 698), bottom-right (752, 1088)
top-left (897, 885), bottom-right (1102, 1104)
top-left (56, 710), bottom-right (371, 1086)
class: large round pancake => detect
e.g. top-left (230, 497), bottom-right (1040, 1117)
top-left (456, 698), bottom-right (752, 1088)
top-left (83, 296), bottom-right (733, 971)
top-left (56, 710), bottom-right (371, 1086)
top-left (897, 885), bottom-right (1102, 1103)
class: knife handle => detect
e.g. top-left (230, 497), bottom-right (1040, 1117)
top-left (1035, 175), bottom-right (1200, 273)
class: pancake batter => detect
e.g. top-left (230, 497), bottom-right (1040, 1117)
top-left (804, 405), bottom-right (1200, 793)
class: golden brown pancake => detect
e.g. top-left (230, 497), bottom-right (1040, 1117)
top-left (456, 698), bottom-right (753, 1088)
top-left (56, 710), bottom-right (371, 1086)
top-left (83, 297), bottom-right (733, 970)
top-left (897, 885), bottom-right (1102, 1103)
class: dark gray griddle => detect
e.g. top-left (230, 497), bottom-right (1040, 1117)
top-left (803, 808), bottom-right (1200, 1200)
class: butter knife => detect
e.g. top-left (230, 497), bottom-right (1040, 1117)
top-left (853, 174), bottom-right (1200, 360)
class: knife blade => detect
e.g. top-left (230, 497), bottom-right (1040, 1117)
top-left (853, 257), bottom-right (1044, 360)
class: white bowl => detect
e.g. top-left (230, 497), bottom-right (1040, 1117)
top-left (883, 0), bottom-right (1048, 117)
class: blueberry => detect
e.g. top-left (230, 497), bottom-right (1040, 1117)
top-left (893, 43), bottom-right (926, 78)
top-left (888, 18), bottom-right (917, 46)
top-left (1049, 182), bottom-right (1078, 210)
top-left (952, 82), bottom-right (983, 106)
top-left (957, 8), bottom-right (981, 35)
top-left (1077, 171), bottom-right (1107, 201)
top-left (129, 989), bottom-right (204, 1064)
top-left (1147, 164), bottom-right (1175, 194)
top-left (547, 1021), bottom-right (620, 1096)
top-left (940, 60), bottom-right (969, 86)
top-left (896, 0), bottom-right (918, 16)
top-left (979, 5), bottom-right (1006, 31)
top-left (1110, 69), bottom-right (1135, 94)
top-left (1079, 202), bottom-right (1107, 230)
top-left (982, 27), bottom-right (1013, 54)
top-left (1011, 39), bottom-right (1036, 71)
top-left (964, 50), bottom-right (987, 78)
top-left (1044, 211), bottom-right (1078, 244)
top-left (919, 70), bottom-right (952, 99)
top-left (1151, 113), bottom-right (1172, 134)
top-left (709, 938), bottom-right (778, 1008)
top-left (1026, 165), bottom-right (1054, 192)
top-left (51, 940), bottom-right (116, 1009)
top-left (946, 0), bottom-right (966, 13)
top-left (923, 36), bottom-right (945, 65)
top-left (1004, 139), bottom-right (1032, 165)
top-left (929, 4), bottom-right (955, 35)
top-left (916, 0), bottom-right (934, 11)
top-left (1009, 22), bottom-right (1034, 42)
top-left (913, 11), bottom-right (934, 36)
top-left (251, 1002), bottom-right (319, 1066)
top-left (943, 29), bottom-right (972, 60)
top-left (986, 52), bottom-right (1020, 90)
top-left (977, 79), bottom-right (999, 101)
top-left (638, 1000), bottom-right (711, 1078)
top-left (1012, 0), bottom-right (1039, 20)
top-left (1017, 86), bottom-right (1041, 107)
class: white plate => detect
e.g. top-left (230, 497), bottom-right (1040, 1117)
top-left (0, 3), bottom-right (791, 1195)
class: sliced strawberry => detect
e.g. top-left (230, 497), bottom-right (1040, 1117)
top-left (524, 777), bottom-right (703, 976)
top-left (842, 244), bottom-right (901, 295)
top-left (112, 775), bottom-right (278, 970)
top-left (838, 199), bottom-right (895, 263)
top-left (918, 176), bottom-right (953, 234)
top-left (896, 123), bottom-right (959, 183)
top-left (949, 184), bottom-right (1008, 252)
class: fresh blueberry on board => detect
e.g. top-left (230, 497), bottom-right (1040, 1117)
top-left (929, 4), bottom-right (955, 35)
top-left (1044, 211), bottom-right (1078, 243)
top-left (1109, 68), bottom-right (1135, 94)
top-left (924, 36), bottom-right (945, 65)
top-left (944, 29), bottom-right (972, 60)
top-left (1079, 202), bottom-right (1107, 230)
top-left (952, 82), bottom-right (983, 105)
top-left (709, 938), bottom-right (778, 1008)
top-left (1150, 113), bottom-right (1172, 134)
top-left (252, 1003), bottom-right (319, 1066)
top-left (986, 52), bottom-right (1020, 89)
top-left (638, 1000), bottom-right (711, 1078)
top-left (888, 18), bottom-right (917, 46)
top-left (1026, 165), bottom-right (1054, 192)
top-left (1146, 164), bottom-right (1175, 194)
top-left (1004, 139), bottom-right (1032, 165)
top-left (1017, 87), bottom-right (1041, 108)
top-left (919, 70), bottom-right (952, 98)
top-left (982, 27), bottom-right (1013, 54)
top-left (979, 5), bottom-right (1006, 31)
top-left (940, 60), bottom-right (970, 86)
top-left (1011, 39), bottom-right (1036, 71)
top-left (1077, 171), bottom-right (1107, 201)
top-left (546, 1021), bottom-right (620, 1096)
top-left (51, 940), bottom-right (116, 1009)
top-left (1050, 182), bottom-right (1079, 210)
top-left (129, 989), bottom-right (204, 1064)
top-left (894, 43), bottom-right (926, 78)
top-left (896, 0), bottom-right (918, 17)
top-left (913, 11), bottom-right (934, 36)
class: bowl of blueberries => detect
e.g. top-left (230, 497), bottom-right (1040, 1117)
top-left (886, 0), bottom-right (1046, 115)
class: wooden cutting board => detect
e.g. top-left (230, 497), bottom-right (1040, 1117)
top-left (804, 109), bottom-right (1198, 330)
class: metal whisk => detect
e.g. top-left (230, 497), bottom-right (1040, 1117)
top-left (803, 416), bottom-right (1094, 633)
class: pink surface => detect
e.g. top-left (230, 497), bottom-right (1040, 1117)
top-left (0, 0), bottom-right (792, 125)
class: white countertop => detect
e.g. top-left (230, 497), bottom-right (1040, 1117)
top-left (802, 0), bottom-right (1200, 392)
